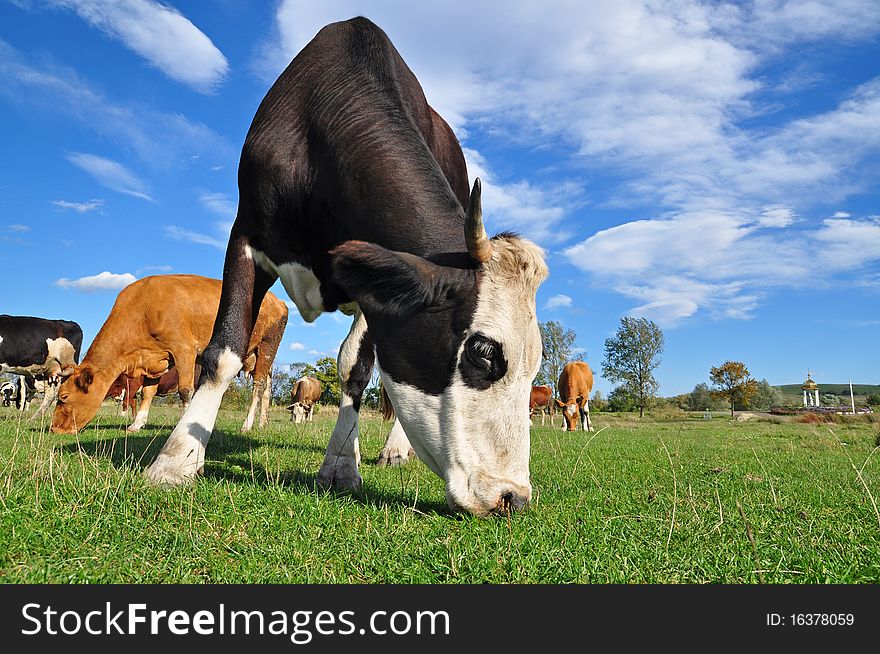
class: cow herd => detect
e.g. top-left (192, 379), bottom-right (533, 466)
top-left (0, 17), bottom-right (570, 516)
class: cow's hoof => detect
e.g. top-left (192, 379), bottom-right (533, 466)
top-left (143, 458), bottom-right (198, 488)
top-left (126, 425), bottom-right (142, 433)
top-left (376, 446), bottom-right (415, 468)
top-left (316, 461), bottom-right (363, 493)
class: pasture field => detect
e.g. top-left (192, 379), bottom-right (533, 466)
top-left (1, 403), bottom-right (878, 583)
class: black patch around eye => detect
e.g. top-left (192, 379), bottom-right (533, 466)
top-left (459, 334), bottom-right (507, 390)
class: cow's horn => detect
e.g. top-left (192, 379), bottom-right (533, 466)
top-left (465, 177), bottom-right (492, 264)
top-left (59, 365), bottom-right (75, 378)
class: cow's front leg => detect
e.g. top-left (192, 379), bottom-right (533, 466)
top-left (29, 379), bottom-right (58, 419)
top-left (376, 418), bottom-right (415, 467)
top-left (127, 381), bottom-right (158, 432)
top-left (144, 233), bottom-right (275, 487)
top-left (317, 311), bottom-right (372, 491)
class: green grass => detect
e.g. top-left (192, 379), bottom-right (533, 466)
top-left (1, 403), bottom-right (878, 583)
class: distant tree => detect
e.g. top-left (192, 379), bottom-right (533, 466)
top-left (820, 393), bottom-right (839, 407)
top-left (709, 361), bottom-right (758, 417)
top-left (221, 376), bottom-right (251, 410)
top-left (537, 320), bottom-right (585, 398)
top-left (867, 393), bottom-right (880, 407)
top-left (590, 390), bottom-right (607, 412)
top-left (311, 357), bottom-right (340, 405)
top-left (687, 382), bottom-right (726, 411)
top-left (750, 379), bottom-right (783, 411)
top-left (601, 316), bottom-right (664, 418)
top-left (607, 385), bottom-right (636, 413)
top-left (271, 367), bottom-right (294, 405)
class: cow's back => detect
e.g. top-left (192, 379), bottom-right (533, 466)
top-left (91, 275), bottom-right (222, 363)
top-left (237, 17), bottom-right (470, 312)
top-left (558, 362), bottom-right (594, 402)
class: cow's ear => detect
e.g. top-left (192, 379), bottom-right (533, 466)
top-left (554, 399), bottom-right (565, 408)
top-left (330, 240), bottom-right (451, 317)
top-left (74, 366), bottom-right (93, 393)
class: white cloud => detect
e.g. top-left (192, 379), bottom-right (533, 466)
top-left (55, 270), bottom-right (136, 292)
top-left (6, 224), bottom-right (31, 233)
top-left (163, 225), bottom-right (225, 250)
top-left (45, 0), bottom-right (228, 92)
top-left (199, 192), bottom-right (236, 218)
top-left (544, 294), bottom-right (572, 311)
top-left (289, 342), bottom-right (305, 351)
top-left (65, 152), bottom-right (153, 201)
top-left (50, 198), bottom-right (105, 213)
top-left (0, 38), bottom-right (231, 169)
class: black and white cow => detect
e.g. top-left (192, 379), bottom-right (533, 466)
top-left (0, 315), bottom-right (83, 415)
top-left (143, 17), bottom-right (548, 516)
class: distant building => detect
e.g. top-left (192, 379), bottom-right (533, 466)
top-left (802, 373), bottom-right (819, 407)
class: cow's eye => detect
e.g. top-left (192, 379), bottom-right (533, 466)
top-left (471, 339), bottom-right (495, 361)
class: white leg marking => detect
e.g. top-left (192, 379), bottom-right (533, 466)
top-left (241, 381), bottom-right (259, 432)
top-left (317, 312), bottom-right (367, 491)
top-left (376, 418), bottom-right (415, 467)
top-left (258, 380), bottom-right (271, 427)
top-left (127, 408), bottom-right (150, 432)
top-left (143, 348), bottom-right (242, 487)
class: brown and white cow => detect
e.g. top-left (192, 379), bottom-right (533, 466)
top-left (529, 385), bottom-right (553, 427)
top-left (555, 362), bottom-right (594, 432)
top-left (51, 274), bottom-right (288, 435)
top-left (287, 376), bottom-right (321, 423)
top-left (142, 18), bottom-right (548, 516)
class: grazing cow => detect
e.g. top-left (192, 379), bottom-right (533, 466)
top-left (51, 275), bottom-right (287, 434)
top-left (529, 385), bottom-right (553, 427)
top-left (1, 379), bottom-right (17, 407)
top-left (0, 315), bottom-right (83, 415)
top-left (287, 376), bottom-right (322, 423)
top-left (555, 362), bottom-right (594, 432)
top-left (142, 17), bottom-right (548, 516)
top-left (105, 366), bottom-right (200, 431)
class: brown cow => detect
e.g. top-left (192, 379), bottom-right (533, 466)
top-left (555, 362), bottom-right (594, 432)
top-left (287, 376), bottom-right (321, 423)
top-left (529, 385), bottom-right (553, 427)
top-left (51, 274), bottom-right (288, 434)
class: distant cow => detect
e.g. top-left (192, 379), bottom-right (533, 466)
top-left (287, 376), bottom-right (321, 423)
top-left (51, 275), bottom-right (288, 435)
top-left (556, 362), bottom-right (594, 432)
top-left (0, 315), bottom-right (83, 415)
top-left (529, 385), bottom-right (553, 427)
top-left (1, 379), bottom-right (17, 407)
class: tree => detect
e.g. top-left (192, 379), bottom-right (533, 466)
top-left (867, 393), bottom-right (880, 407)
top-left (271, 366), bottom-right (294, 405)
top-left (537, 320), bottom-right (585, 398)
top-left (590, 390), bottom-right (607, 412)
top-left (687, 382), bottom-right (726, 411)
top-left (709, 361), bottom-right (758, 417)
top-left (750, 379), bottom-right (783, 411)
top-left (607, 385), bottom-right (636, 412)
top-left (601, 316), bottom-right (664, 418)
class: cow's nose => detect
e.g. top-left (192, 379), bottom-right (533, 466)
top-left (496, 489), bottom-right (530, 514)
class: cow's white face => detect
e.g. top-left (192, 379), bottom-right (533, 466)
top-left (333, 235), bottom-right (548, 516)
top-left (290, 402), bottom-right (308, 423)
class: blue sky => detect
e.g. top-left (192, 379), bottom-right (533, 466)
top-left (1, 0), bottom-right (878, 397)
